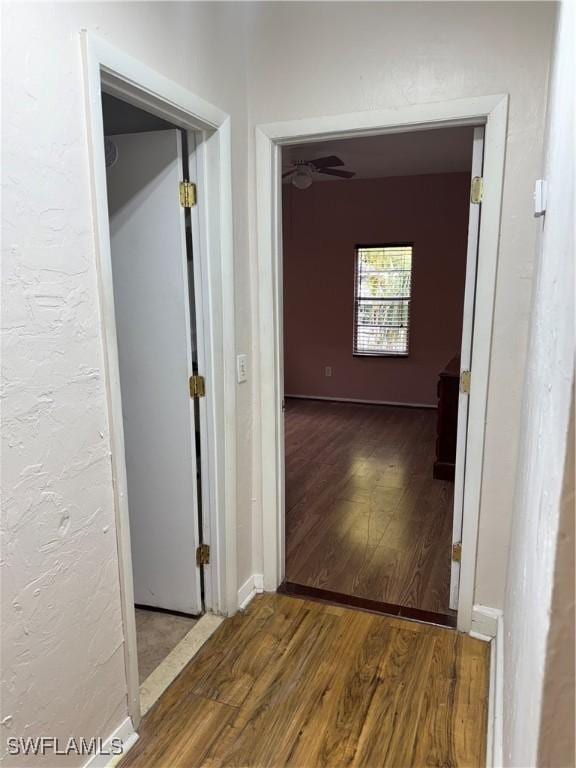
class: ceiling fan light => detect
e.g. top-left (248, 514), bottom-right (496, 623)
top-left (292, 167), bottom-right (313, 190)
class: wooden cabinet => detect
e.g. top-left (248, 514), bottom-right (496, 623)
top-left (433, 355), bottom-right (460, 481)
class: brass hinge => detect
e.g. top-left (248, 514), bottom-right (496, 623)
top-left (189, 374), bottom-right (205, 398)
top-left (471, 176), bottom-right (483, 204)
top-left (196, 544), bottom-right (210, 567)
top-left (179, 181), bottom-right (197, 208)
top-left (452, 542), bottom-right (462, 562)
top-left (460, 370), bottom-right (471, 394)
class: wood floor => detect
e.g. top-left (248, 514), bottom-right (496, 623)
top-left (285, 399), bottom-right (455, 616)
top-left (121, 594), bottom-right (489, 768)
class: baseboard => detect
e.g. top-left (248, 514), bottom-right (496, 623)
top-left (479, 609), bottom-right (503, 768)
top-left (492, 612), bottom-right (504, 767)
top-left (238, 573), bottom-right (264, 610)
top-left (83, 716), bottom-right (138, 768)
top-left (285, 394), bottom-right (437, 409)
top-left (471, 604), bottom-right (502, 639)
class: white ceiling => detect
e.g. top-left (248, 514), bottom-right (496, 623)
top-left (282, 125), bottom-right (475, 182)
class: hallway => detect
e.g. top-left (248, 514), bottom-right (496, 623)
top-left (285, 399), bottom-right (454, 618)
top-left (121, 594), bottom-right (489, 767)
top-left (3, 4), bottom-right (572, 766)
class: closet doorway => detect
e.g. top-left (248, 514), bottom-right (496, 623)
top-left (102, 94), bottom-right (205, 688)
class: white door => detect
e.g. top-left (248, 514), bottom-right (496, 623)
top-left (450, 126), bottom-right (485, 611)
top-left (106, 129), bottom-right (202, 615)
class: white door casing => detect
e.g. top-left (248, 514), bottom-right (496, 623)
top-left (255, 94), bottom-right (508, 633)
top-left (107, 129), bottom-right (202, 614)
top-left (450, 126), bottom-right (485, 610)
top-left (82, 31), bottom-right (237, 727)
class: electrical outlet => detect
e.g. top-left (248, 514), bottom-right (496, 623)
top-left (237, 354), bottom-right (248, 383)
top-left (325, 366), bottom-right (332, 377)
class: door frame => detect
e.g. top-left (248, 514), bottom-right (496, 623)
top-left (81, 32), bottom-right (238, 727)
top-left (255, 93), bottom-right (508, 634)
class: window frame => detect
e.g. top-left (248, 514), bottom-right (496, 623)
top-left (352, 242), bottom-right (414, 358)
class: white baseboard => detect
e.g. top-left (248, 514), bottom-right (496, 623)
top-left (492, 612), bottom-right (504, 768)
top-left (480, 609), bottom-right (504, 768)
top-left (285, 394), bottom-right (437, 409)
top-left (238, 573), bottom-right (264, 610)
top-left (83, 716), bottom-right (138, 768)
top-left (471, 604), bottom-right (502, 639)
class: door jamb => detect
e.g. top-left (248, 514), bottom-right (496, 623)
top-left (255, 94), bottom-right (508, 634)
top-left (81, 32), bottom-right (238, 727)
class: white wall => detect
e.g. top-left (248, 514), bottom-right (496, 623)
top-left (537, 401), bottom-right (574, 768)
top-left (503, 0), bottom-right (575, 764)
top-left (1, 2), bottom-right (253, 762)
top-left (245, 0), bottom-right (557, 610)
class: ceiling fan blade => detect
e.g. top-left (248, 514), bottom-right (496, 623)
top-left (282, 169), bottom-right (297, 178)
top-left (318, 168), bottom-right (356, 178)
top-left (311, 155), bottom-right (344, 169)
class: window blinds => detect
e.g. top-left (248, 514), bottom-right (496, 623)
top-left (353, 245), bottom-right (413, 355)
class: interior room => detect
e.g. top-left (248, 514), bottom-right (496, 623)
top-left (281, 127), bottom-right (475, 622)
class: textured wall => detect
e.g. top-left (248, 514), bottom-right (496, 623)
top-left (282, 173), bottom-right (470, 405)
top-left (503, 0), bottom-right (575, 764)
top-left (537, 399), bottom-right (575, 768)
top-left (1, 2), bottom-right (251, 763)
top-left (246, 0), bottom-right (557, 609)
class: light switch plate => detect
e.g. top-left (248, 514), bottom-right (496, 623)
top-left (237, 354), bottom-right (248, 383)
top-left (534, 179), bottom-right (547, 217)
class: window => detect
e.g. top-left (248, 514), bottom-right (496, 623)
top-left (353, 245), bottom-right (413, 356)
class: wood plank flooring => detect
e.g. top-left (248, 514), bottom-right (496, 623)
top-left (121, 594), bottom-right (490, 768)
top-left (285, 399), bottom-right (454, 616)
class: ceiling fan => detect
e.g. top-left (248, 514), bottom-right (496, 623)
top-left (282, 155), bottom-right (355, 189)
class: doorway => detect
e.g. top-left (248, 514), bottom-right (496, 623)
top-left (102, 95), bottom-right (205, 682)
top-left (255, 94), bottom-right (508, 633)
top-left (83, 33), bottom-right (238, 727)
top-left (279, 126), bottom-right (482, 625)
